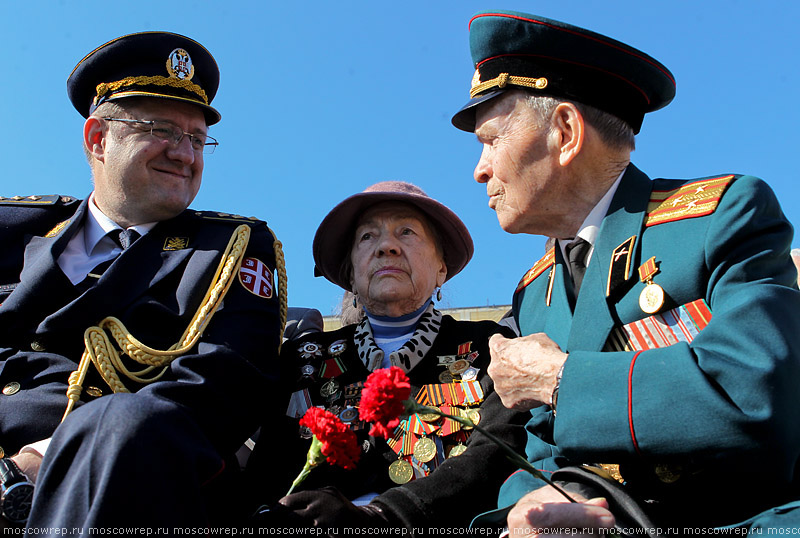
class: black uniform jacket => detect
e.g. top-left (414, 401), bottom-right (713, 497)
top-left (245, 313), bottom-right (529, 529)
top-left (0, 195), bottom-right (284, 460)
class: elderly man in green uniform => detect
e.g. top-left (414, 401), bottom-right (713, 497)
top-left (451, 10), bottom-right (800, 532)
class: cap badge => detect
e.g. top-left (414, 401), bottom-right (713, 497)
top-left (166, 48), bottom-right (195, 81)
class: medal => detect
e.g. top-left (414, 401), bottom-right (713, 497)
top-left (299, 342), bottom-right (323, 360)
top-left (328, 340), bottom-right (347, 356)
top-left (637, 256), bottom-right (664, 314)
top-left (438, 370), bottom-right (454, 383)
top-left (417, 408), bottom-right (441, 422)
top-left (319, 379), bottom-right (340, 399)
top-left (461, 367), bottom-right (479, 381)
top-left (449, 359), bottom-right (470, 375)
top-left (639, 282), bottom-right (665, 314)
top-left (448, 443), bottom-right (467, 458)
top-left (388, 459), bottom-right (413, 484)
top-left (413, 437), bottom-right (437, 463)
top-left (339, 407), bottom-right (358, 423)
top-left (300, 364), bottom-right (316, 378)
top-left (462, 408), bottom-right (481, 429)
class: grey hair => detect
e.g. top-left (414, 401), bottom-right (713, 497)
top-left (524, 94), bottom-right (635, 151)
top-left (82, 100), bottom-right (133, 162)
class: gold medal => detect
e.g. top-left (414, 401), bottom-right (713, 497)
top-left (637, 256), bottom-right (664, 314)
top-left (449, 359), bottom-right (469, 375)
top-left (413, 437), bottom-right (437, 462)
top-left (639, 282), bottom-right (665, 314)
top-left (448, 443), bottom-right (467, 458)
top-left (388, 459), bottom-right (413, 484)
top-left (462, 408), bottom-right (481, 429)
top-left (417, 407), bottom-right (441, 422)
top-left (438, 370), bottom-right (454, 383)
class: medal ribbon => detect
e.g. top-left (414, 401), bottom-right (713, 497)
top-left (320, 356), bottom-right (346, 379)
top-left (638, 256), bottom-right (658, 283)
top-left (409, 414), bottom-right (440, 435)
top-left (460, 380), bottom-right (484, 405)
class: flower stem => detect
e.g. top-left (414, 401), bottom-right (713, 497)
top-left (410, 403), bottom-right (577, 503)
top-left (286, 435), bottom-right (326, 496)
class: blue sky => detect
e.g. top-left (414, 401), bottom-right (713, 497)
top-left (2, 1), bottom-right (798, 316)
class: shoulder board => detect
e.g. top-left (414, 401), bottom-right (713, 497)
top-left (516, 247), bottom-right (555, 292)
top-left (193, 210), bottom-right (265, 224)
top-left (645, 175), bottom-right (735, 227)
top-left (0, 195), bottom-right (77, 206)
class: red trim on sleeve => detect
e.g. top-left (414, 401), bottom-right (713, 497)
top-left (627, 351), bottom-right (644, 456)
top-left (201, 459), bottom-right (226, 488)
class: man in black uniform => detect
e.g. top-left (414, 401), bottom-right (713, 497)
top-left (0, 32), bottom-right (285, 531)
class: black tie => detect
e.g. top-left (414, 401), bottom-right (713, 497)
top-left (75, 229), bottom-right (140, 292)
top-left (566, 237), bottom-right (591, 298)
top-left (117, 228), bottom-right (140, 250)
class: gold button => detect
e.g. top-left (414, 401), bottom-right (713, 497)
top-left (2, 382), bottom-right (21, 396)
top-left (85, 386), bottom-right (104, 398)
top-left (30, 341), bottom-right (46, 352)
top-left (0, 446), bottom-right (5, 458)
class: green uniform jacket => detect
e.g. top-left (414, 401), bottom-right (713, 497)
top-left (498, 164), bottom-right (800, 528)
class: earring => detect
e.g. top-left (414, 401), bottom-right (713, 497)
top-left (352, 293), bottom-right (358, 308)
top-left (436, 287), bottom-right (442, 302)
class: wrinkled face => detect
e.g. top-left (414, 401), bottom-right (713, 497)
top-left (349, 202), bottom-right (447, 317)
top-left (91, 99), bottom-right (206, 227)
top-left (473, 92), bottom-right (567, 236)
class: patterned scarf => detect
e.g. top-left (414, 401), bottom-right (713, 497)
top-left (354, 302), bottom-right (443, 373)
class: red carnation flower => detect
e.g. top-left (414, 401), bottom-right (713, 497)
top-left (299, 407), bottom-right (361, 470)
top-left (359, 366), bottom-right (412, 439)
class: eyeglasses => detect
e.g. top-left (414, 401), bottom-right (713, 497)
top-left (102, 117), bottom-right (219, 154)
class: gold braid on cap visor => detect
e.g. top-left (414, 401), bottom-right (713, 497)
top-left (470, 72), bottom-right (548, 98)
top-left (94, 75), bottom-right (209, 106)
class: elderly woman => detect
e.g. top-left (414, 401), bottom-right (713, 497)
top-left (246, 182), bottom-right (526, 531)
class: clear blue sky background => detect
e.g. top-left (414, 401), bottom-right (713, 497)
top-left (2, 1), bottom-right (798, 316)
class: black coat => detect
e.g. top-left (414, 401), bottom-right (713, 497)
top-left (0, 195), bottom-right (284, 527)
top-left (246, 313), bottom-right (528, 530)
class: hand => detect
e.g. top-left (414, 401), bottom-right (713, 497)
top-left (487, 333), bottom-right (567, 411)
top-left (508, 486), bottom-right (615, 536)
top-left (279, 487), bottom-right (390, 530)
top-left (11, 451), bottom-right (42, 484)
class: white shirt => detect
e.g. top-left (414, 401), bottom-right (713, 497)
top-left (559, 170), bottom-right (625, 277)
top-left (57, 193), bottom-right (155, 284)
top-left (25, 194), bottom-right (155, 460)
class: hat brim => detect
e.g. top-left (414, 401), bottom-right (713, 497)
top-left (451, 89), bottom-right (507, 132)
top-left (103, 92), bottom-right (221, 125)
top-left (313, 191), bottom-right (474, 291)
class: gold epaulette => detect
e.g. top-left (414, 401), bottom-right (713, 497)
top-left (194, 210), bottom-right (263, 223)
top-left (516, 247), bottom-right (555, 292)
top-left (0, 195), bottom-right (76, 206)
top-left (645, 175), bottom-right (734, 227)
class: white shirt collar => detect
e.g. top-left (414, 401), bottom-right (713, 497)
top-left (558, 169), bottom-right (626, 266)
top-left (85, 192), bottom-right (156, 255)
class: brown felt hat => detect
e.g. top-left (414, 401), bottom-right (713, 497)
top-left (313, 181), bottom-right (474, 291)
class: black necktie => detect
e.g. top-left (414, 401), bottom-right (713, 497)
top-left (566, 237), bottom-right (591, 298)
top-left (117, 228), bottom-right (140, 250)
top-left (75, 229), bottom-right (140, 292)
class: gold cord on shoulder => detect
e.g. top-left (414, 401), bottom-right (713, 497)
top-left (470, 73), bottom-right (548, 98)
top-left (62, 224), bottom-right (251, 421)
top-left (270, 226), bottom-right (288, 354)
top-left (95, 76), bottom-right (209, 105)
